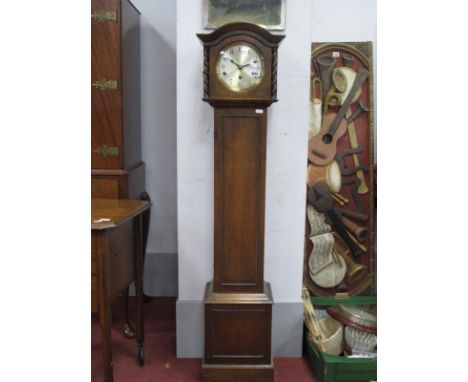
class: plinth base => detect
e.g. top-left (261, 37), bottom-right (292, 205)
top-left (202, 363), bottom-right (274, 382)
top-left (202, 281), bottom-right (274, 382)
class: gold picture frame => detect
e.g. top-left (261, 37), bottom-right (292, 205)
top-left (203, 0), bottom-right (286, 31)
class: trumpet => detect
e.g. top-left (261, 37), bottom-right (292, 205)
top-left (333, 240), bottom-right (368, 285)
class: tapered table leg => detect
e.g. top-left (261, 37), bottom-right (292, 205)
top-left (122, 191), bottom-right (151, 339)
top-left (122, 287), bottom-right (136, 339)
top-left (134, 215), bottom-right (145, 366)
top-left (96, 232), bottom-right (114, 382)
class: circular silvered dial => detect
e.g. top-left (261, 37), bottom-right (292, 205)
top-left (216, 43), bottom-right (264, 92)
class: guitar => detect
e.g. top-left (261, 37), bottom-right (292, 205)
top-left (308, 68), bottom-right (369, 166)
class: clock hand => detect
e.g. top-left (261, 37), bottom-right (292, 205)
top-left (221, 53), bottom-right (241, 69)
top-left (239, 60), bottom-right (258, 69)
top-left (229, 59), bottom-right (242, 69)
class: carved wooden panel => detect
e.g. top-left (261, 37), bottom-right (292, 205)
top-left (304, 42), bottom-right (375, 297)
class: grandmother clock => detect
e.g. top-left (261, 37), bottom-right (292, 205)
top-left (197, 23), bottom-right (284, 382)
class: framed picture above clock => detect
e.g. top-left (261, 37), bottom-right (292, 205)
top-left (203, 0), bottom-right (286, 31)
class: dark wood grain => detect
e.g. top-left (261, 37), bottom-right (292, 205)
top-left (91, 0), bottom-right (148, 345)
top-left (91, 0), bottom-right (122, 170)
top-left (91, 162), bottom-right (146, 200)
top-left (197, 22), bottom-right (284, 106)
top-left (198, 24), bottom-right (283, 382)
top-left (202, 364), bottom-right (273, 382)
top-left (205, 305), bottom-right (271, 364)
top-left (91, 0), bottom-right (143, 172)
top-left (214, 108), bottom-right (266, 293)
top-left (91, 199), bottom-right (150, 381)
top-left (91, 177), bottom-right (120, 199)
top-left (94, 229), bottom-right (114, 381)
top-left (108, 224), bottom-right (134, 301)
top-left (91, 198), bottom-right (150, 229)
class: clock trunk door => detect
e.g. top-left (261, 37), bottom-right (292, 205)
top-left (213, 108), bottom-right (267, 293)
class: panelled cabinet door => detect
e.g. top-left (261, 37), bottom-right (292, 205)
top-left (91, 0), bottom-right (123, 170)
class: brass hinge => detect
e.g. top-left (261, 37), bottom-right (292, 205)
top-left (94, 145), bottom-right (120, 157)
top-left (92, 78), bottom-right (118, 91)
top-left (91, 10), bottom-right (117, 23)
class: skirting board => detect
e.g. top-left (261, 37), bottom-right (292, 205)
top-left (130, 252), bottom-right (178, 296)
top-left (176, 299), bottom-right (303, 358)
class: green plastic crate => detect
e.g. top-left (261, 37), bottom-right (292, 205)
top-left (305, 295), bottom-right (377, 382)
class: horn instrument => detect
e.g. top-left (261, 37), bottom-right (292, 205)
top-left (309, 77), bottom-right (322, 139)
top-left (342, 251), bottom-right (367, 285)
top-left (342, 216), bottom-right (368, 242)
top-left (315, 56), bottom-right (336, 105)
top-left (345, 230), bottom-right (367, 252)
top-left (327, 67), bottom-right (362, 108)
top-left (333, 240), bottom-right (368, 286)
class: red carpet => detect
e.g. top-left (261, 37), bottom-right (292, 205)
top-left (92, 297), bottom-right (317, 382)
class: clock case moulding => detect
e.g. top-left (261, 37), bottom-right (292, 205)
top-left (197, 22), bottom-right (284, 108)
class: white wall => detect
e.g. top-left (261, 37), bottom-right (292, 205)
top-left (132, 0), bottom-right (178, 255)
top-left (311, 0), bottom-right (377, 153)
top-left (176, 0), bottom-right (214, 301)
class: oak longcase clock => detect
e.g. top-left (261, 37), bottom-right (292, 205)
top-left (197, 22), bottom-right (284, 382)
